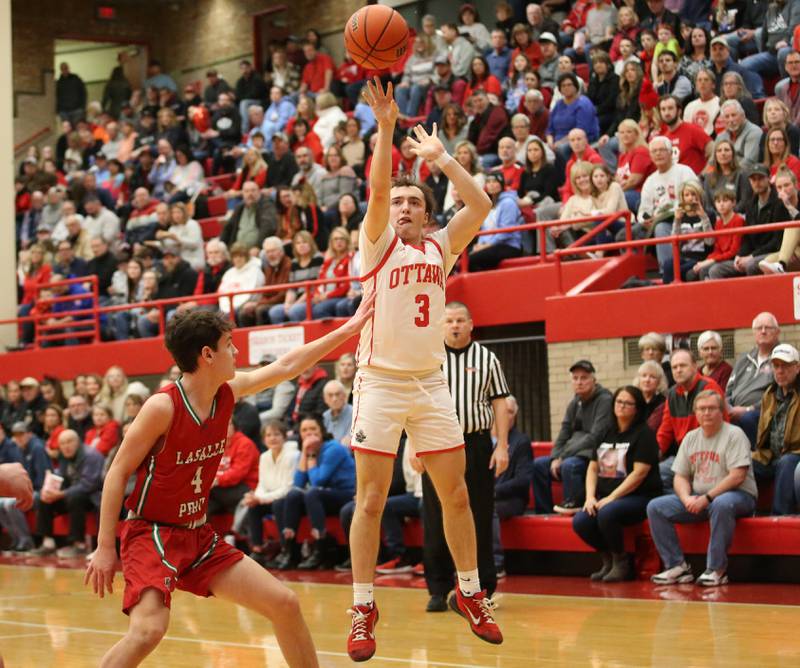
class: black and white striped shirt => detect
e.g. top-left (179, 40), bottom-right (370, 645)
top-left (443, 341), bottom-right (510, 434)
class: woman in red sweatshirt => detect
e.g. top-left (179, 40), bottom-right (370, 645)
top-left (209, 422), bottom-right (260, 518)
top-left (84, 402), bottom-right (121, 457)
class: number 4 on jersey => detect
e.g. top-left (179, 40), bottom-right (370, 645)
top-left (414, 294), bottom-right (430, 327)
top-left (191, 466), bottom-right (203, 494)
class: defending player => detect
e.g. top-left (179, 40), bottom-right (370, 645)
top-left (345, 78), bottom-right (503, 662)
top-left (85, 298), bottom-right (373, 668)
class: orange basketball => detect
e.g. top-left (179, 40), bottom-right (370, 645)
top-left (344, 5), bottom-right (409, 69)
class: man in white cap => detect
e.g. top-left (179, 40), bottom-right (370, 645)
top-left (537, 32), bottom-right (560, 89)
top-left (752, 343), bottom-right (800, 515)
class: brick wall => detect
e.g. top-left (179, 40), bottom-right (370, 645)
top-left (546, 324), bottom-right (800, 438)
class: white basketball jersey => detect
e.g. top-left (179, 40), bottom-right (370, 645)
top-left (357, 224), bottom-right (458, 375)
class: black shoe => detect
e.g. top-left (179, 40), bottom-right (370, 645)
top-left (268, 538), bottom-right (297, 570)
top-left (426, 594), bottom-right (448, 612)
top-left (249, 551), bottom-right (269, 567)
top-left (334, 557), bottom-right (352, 572)
top-left (297, 541), bottom-right (324, 570)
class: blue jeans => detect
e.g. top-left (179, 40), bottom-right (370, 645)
top-left (646, 490), bottom-right (756, 571)
top-left (492, 497), bottom-right (527, 569)
top-left (281, 486), bottom-right (354, 536)
top-left (572, 494), bottom-right (651, 553)
top-left (532, 455), bottom-right (589, 513)
top-left (661, 257), bottom-right (700, 284)
top-left (597, 136), bottom-right (619, 171)
top-left (287, 297), bottom-right (343, 321)
top-left (111, 310), bottom-right (134, 340)
top-left (723, 28), bottom-right (762, 59)
top-left (736, 408), bottom-right (760, 447)
top-left (660, 456), bottom-right (676, 492)
top-left (654, 221), bottom-right (674, 269)
top-left (753, 453), bottom-right (800, 515)
top-left (0, 497), bottom-right (34, 547)
top-left (395, 84), bottom-right (428, 117)
top-left (741, 47), bottom-right (792, 83)
top-left (335, 295), bottom-right (361, 317)
top-left (18, 303), bottom-right (34, 344)
top-left (340, 492), bottom-right (421, 558)
top-left (623, 189), bottom-right (641, 214)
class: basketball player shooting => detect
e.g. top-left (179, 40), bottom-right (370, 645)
top-left (346, 78), bottom-right (503, 662)
top-left (84, 297), bottom-right (373, 668)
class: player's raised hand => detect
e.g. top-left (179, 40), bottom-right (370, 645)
top-left (407, 123), bottom-right (445, 162)
top-left (84, 544), bottom-right (117, 599)
top-left (364, 76), bottom-right (398, 127)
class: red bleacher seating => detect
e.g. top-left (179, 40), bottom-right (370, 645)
top-left (206, 196), bottom-right (227, 217)
top-left (198, 217), bottom-right (222, 240)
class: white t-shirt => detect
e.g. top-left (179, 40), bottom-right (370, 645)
top-left (683, 96), bottom-right (720, 137)
top-left (638, 163), bottom-right (699, 223)
top-left (357, 224), bottom-right (457, 375)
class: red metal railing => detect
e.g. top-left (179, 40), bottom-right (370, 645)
top-left (552, 219), bottom-right (800, 295)
top-left (457, 210), bottom-right (632, 273)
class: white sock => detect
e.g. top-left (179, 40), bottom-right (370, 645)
top-left (353, 582), bottom-right (374, 607)
top-left (42, 537), bottom-right (55, 550)
top-left (457, 568), bottom-right (481, 597)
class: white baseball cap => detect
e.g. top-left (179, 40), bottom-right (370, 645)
top-left (771, 343), bottom-right (800, 364)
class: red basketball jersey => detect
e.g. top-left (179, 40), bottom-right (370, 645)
top-left (126, 378), bottom-right (234, 527)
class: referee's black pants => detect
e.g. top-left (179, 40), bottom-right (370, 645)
top-left (422, 430), bottom-right (496, 598)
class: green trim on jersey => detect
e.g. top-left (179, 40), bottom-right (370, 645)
top-left (175, 376), bottom-right (217, 426)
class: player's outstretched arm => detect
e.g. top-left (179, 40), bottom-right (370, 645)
top-left (230, 291), bottom-right (375, 398)
top-left (84, 393), bottom-right (173, 599)
top-left (407, 123), bottom-right (491, 254)
top-left (362, 77), bottom-right (398, 244)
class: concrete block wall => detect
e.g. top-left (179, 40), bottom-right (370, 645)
top-left (546, 323), bottom-right (800, 438)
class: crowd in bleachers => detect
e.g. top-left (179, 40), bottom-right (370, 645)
top-left (1, 309), bottom-right (799, 586)
top-left (13, 1), bottom-right (800, 344)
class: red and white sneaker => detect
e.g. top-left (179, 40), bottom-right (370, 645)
top-left (450, 589), bottom-right (503, 645)
top-left (347, 602), bottom-right (379, 662)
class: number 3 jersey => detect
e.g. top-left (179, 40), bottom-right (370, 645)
top-left (357, 224), bottom-right (458, 376)
top-left (126, 378), bottom-right (235, 527)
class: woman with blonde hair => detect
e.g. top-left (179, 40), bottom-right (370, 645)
top-left (289, 226), bottom-right (352, 320)
top-left (226, 147), bottom-right (268, 199)
top-left (335, 352), bottom-right (356, 402)
top-left (634, 360), bottom-right (668, 415)
top-left (662, 180), bottom-right (712, 284)
top-left (85, 402), bottom-right (121, 457)
top-left (442, 140), bottom-right (484, 211)
top-left (395, 34), bottom-right (437, 117)
top-left (554, 161), bottom-right (596, 247)
top-left (761, 97), bottom-right (800, 157)
top-left (312, 91), bottom-right (347, 149)
top-left (160, 202), bottom-right (205, 271)
top-left (268, 230), bottom-right (323, 323)
top-left (98, 365), bottom-right (129, 422)
top-left (764, 127), bottom-right (800, 183)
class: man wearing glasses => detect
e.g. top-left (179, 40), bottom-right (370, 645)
top-left (725, 312), bottom-right (782, 446)
top-left (647, 390), bottom-right (757, 587)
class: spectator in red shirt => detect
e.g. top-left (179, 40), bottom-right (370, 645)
top-left (466, 90), bottom-right (510, 169)
top-left (509, 23), bottom-right (542, 72)
top-left (658, 95), bottom-right (712, 175)
top-left (614, 119), bottom-right (656, 212)
top-left (686, 189), bottom-right (744, 281)
top-left (290, 118), bottom-right (324, 164)
top-left (489, 136), bottom-right (524, 191)
top-left (209, 421), bottom-right (260, 518)
top-left (299, 41), bottom-right (334, 95)
top-left (560, 128), bottom-right (604, 200)
top-left (463, 56), bottom-right (503, 103)
top-left (84, 403), bottom-right (120, 457)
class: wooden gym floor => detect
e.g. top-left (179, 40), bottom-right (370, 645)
top-left (1, 561), bottom-right (798, 667)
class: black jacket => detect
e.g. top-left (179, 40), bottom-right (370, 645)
top-left (87, 251), bottom-right (117, 297)
top-left (156, 260), bottom-right (198, 300)
top-left (587, 72), bottom-right (620, 135)
top-left (211, 106), bottom-right (242, 147)
top-left (495, 427), bottom-right (533, 507)
top-left (198, 260), bottom-right (231, 295)
top-left (235, 72), bottom-right (268, 102)
top-left (56, 73), bottom-right (87, 113)
top-left (266, 152), bottom-right (299, 188)
top-left (740, 188), bottom-right (791, 258)
top-left (68, 414), bottom-right (93, 442)
top-left (552, 385), bottom-right (614, 461)
top-left (222, 197), bottom-right (278, 248)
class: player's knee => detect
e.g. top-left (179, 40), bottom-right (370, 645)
top-left (129, 617), bottom-right (168, 650)
top-left (440, 482), bottom-right (470, 514)
top-left (357, 489), bottom-right (386, 519)
top-left (265, 585), bottom-right (301, 620)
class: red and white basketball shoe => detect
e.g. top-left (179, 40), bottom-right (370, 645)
top-left (347, 601), bottom-right (379, 662)
top-left (450, 589), bottom-right (503, 644)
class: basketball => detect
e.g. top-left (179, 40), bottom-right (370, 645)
top-left (344, 5), bottom-right (409, 69)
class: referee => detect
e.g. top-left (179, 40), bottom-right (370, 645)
top-left (419, 301), bottom-right (510, 612)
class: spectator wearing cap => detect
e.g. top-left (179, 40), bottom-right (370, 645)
top-left (466, 90), bottom-right (510, 170)
top-left (657, 349), bottom-right (726, 490)
top-left (716, 100), bottom-right (763, 171)
top-left (486, 29), bottom-right (512, 84)
top-left (532, 360), bottom-right (614, 515)
top-left (752, 342), bottom-right (800, 514)
top-left (261, 87), bottom-right (296, 151)
top-left (0, 422), bottom-right (49, 552)
top-left (546, 73), bottom-right (600, 168)
top-left (468, 173), bottom-right (523, 271)
top-left (697, 331), bottom-right (733, 393)
top-left (424, 85), bottom-right (455, 135)
top-left (425, 54), bottom-right (468, 113)
top-left (31, 428), bottom-right (104, 558)
top-left (536, 32), bottom-right (560, 90)
top-left (647, 390), bottom-right (757, 588)
top-left (265, 133), bottom-right (299, 192)
top-left (203, 69), bottom-right (233, 108)
top-left (458, 3), bottom-right (491, 51)
top-left (708, 164), bottom-right (789, 279)
top-left (19, 377), bottom-right (47, 436)
top-left (709, 36), bottom-right (765, 101)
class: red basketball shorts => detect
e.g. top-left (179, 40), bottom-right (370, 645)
top-left (120, 518), bottom-right (243, 615)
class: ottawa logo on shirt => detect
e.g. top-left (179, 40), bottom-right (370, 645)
top-left (354, 429), bottom-right (367, 444)
top-left (389, 263), bottom-right (444, 290)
